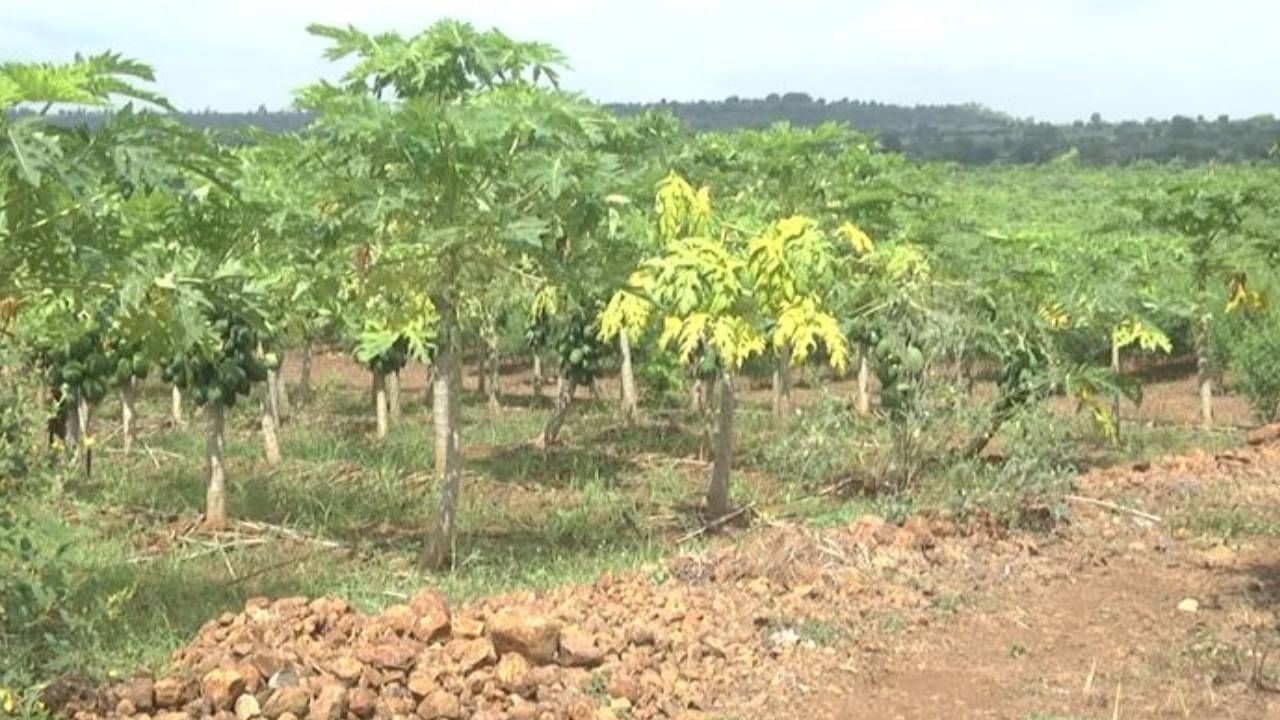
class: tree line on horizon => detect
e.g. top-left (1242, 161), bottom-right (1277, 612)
top-left (23, 92), bottom-right (1280, 166)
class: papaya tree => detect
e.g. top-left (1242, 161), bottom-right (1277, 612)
top-left (627, 174), bottom-right (849, 520)
top-left (1136, 175), bottom-right (1267, 427)
top-left (301, 20), bottom-right (617, 568)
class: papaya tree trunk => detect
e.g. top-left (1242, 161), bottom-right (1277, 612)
top-left (121, 378), bottom-right (137, 455)
top-left (261, 343), bottom-right (281, 428)
top-left (486, 348), bottom-right (501, 413)
top-left (275, 351), bottom-right (291, 425)
top-left (76, 392), bottom-right (92, 479)
top-left (171, 385), bottom-right (186, 427)
top-left (708, 370), bottom-right (735, 522)
top-left (64, 389), bottom-right (81, 452)
top-left (1110, 336), bottom-right (1123, 440)
top-left (204, 401), bottom-right (227, 531)
top-left (388, 370), bottom-right (402, 424)
top-left (423, 362), bottom-right (435, 413)
top-left (46, 385), bottom-right (68, 451)
top-left (532, 354), bottom-right (544, 399)
top-left (1197, 314), bottom-right (1213, 429)
top-left (856, 345), bottom-right (871, 417)
top-left (772, 343), bottom-right (793, 418)
top-left (425, 303), bottom-right (463, 570)
top-left (266, 367), bottom-right (282, 428)
top-left (298, 338), bottom-right (314, 403)
top-left (690, 376), bottom-right (706, 413)
top-left (619, 333), bottom-right (638, 423)
top-left (542, 378), bottom-right (578, 447)
top-left (260, 387), bottom-right (282, 466)
top-left (373, 370), bottom-right (389, 440)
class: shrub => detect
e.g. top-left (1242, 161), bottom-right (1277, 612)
top-left (758, 395), bottom-right (869, 487)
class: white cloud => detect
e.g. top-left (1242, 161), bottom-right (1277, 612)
top-left (3, 0), bottom-right (1277, 121)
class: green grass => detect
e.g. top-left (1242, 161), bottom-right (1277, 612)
top-left (1178, 503), bottom-right (1280, 540)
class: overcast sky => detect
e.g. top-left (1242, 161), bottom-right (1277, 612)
top-left (3, 0), bottom-right (1276, 122)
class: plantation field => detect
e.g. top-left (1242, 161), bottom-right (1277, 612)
top-left (6, 20), bottom-right (1280, 720)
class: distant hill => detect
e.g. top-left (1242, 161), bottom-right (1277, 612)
top-left (24, 95), bottom-right (1280, 166)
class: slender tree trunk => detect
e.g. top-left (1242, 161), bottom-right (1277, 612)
top-left (204, 401), bottom-right (227, 530)
top-left (388, 370), bottom-right (403, 424)
top-left (690, 376), bottom-right (706, 413)
top-left (260, 387), bottom-right (282, 466)
top-left (424, 306), bottom-right (463, 570)
top-left (532, 354), bottom-right (544, 399)
top-left (476, 351), bottom-right (487, 395)
top-left (1110, 337), bottom-right (1123, 440)
top-left (486, 348), bottom-right (501, 413)
top-left (65, 390), bottom-right (82, 452)
top-left (619, 333), bottom-right (639, 423)
top-left (1197, 315), bottom-right (1213, 429)
top-left (707, 371), bottom-right (735, 522)
top-left (121, 378), bottom-right (137, 455)
top-left (542, 378), bottom-right (578, 447)
top-left (423, 362), bottom-right (435, 413)
top-left (76, 392), bottom-right (92, 479)
top-left (856, 345), bottom-right (872, 417)
top-left (171, 385), bottom-right (186, 427)
top-left (373, 371), bottom-right (389, 440)
top-left (266, 364), bottom-right (282, 428)
top-left (275, 351), bottom-right (291, 425)
top-left (772, 343), bottom-right (793, 418)
top-left (298, 338), bottom-right (314, 403)
top-left (589, 379), bottom-right (601, 402)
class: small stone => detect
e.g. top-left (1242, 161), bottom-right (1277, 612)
top-left (348, 688), bottom-right (377, 719)
top-left (410, 589), bottom-right (452, 643)
top-left (407, 671), bottom-right (438, 698)
top-left (234, 694), bottom-right (260, 720)
top-left (116, 698), bottom-right (138, 717)
top-left (307, 685), bottom-right (347, 720)
top-left (558, 628), bottom-right (603, 668)
top-left (121, 677), bottom-right (156, 712)
top-left (153, 678), bottom-right (189, 709)
top-left (1177, 598), bottom-right (1200, 613)
top-left (606, 674), bottom-right (641, 703)
top-left (565, 697), bottom-right (595, 720)
top-left (625, 625), bottom-right (656, 647)
top-left (495, 653), bottom-right (532, 694)
top-left (454, 638), bottom-right (497, 673)
top-left (202, 668), bottom-right (246, 711)
top-left (488, 609), bottom-right (560, 665)
top-left (451, 617), bottom-right (485, 639)
top-left (327, 657), bottom-right (363, 684)
top-left (262, 687), bottom-right (310, 720)
top-left (380, 605), bottom-right (417, 635)
top-left (415, 690), bottom-right (460, 719)
top-left (357, 642), bottom-right (418, 670)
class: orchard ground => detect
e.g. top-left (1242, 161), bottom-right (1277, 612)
top-left (22, 353), bottom-right (1280, 719)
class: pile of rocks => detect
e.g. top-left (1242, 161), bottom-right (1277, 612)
top-left (61, 514), bottom-right (988, 720)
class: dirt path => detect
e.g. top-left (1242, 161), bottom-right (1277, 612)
top-left (775, 449), bottom-right (1280, 720)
